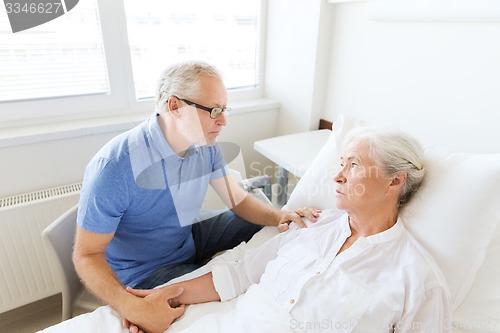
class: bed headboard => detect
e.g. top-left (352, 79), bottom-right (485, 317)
top-left (319, 118), bottom-right (333, 130)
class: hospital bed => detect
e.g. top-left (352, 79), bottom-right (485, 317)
top-left (39, 115), bottom-right (500, 333)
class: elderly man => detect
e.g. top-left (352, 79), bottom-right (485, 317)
top-left (73, 61), bottom-right (318, 333)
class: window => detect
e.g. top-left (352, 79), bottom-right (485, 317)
top-left (0, 0), bottom-right (108, 102)
top-left (123, 0), bottom-right (263, 99)
top-left (0, 0), bottom-right (265, 126)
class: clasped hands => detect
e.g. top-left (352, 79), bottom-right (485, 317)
top-left (121, 286), bottom-right (185, 333)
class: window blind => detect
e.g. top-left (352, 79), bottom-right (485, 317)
top-left (0, 0), bottom-right (109, 102)
top-left (123, 0), bottom-right (262, 100)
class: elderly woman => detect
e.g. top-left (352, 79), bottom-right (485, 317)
top-left (126, 127), bottom-right (452, 333)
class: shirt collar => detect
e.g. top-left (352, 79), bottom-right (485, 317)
top-left (147, 114), bottom-right (175, 160)
top-left (339, 213), bottom-right (352, 235)
top-left (364, 217), bottom-right (405, 245)
top-left (147, 115), bottom-right (201, 160)
top-left (341, 214), bottom-right (405, 245)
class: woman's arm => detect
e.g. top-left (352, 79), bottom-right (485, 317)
top-left (397, 286), bottom-right (452, 332)
top-left (127, 225), bottom-right (295, 305)
top-left (126, 272), bottom-right (219, 305)
top-left (173, 272), bottom-right (220, 304)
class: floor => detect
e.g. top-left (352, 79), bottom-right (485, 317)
top-left (0, 294), bottom-right (91, 333)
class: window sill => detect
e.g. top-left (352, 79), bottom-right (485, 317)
top-left (326, 0), bottom-right (365, 3)
top-left (0, 98), bottom-right (279, 148)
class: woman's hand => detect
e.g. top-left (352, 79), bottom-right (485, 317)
top-left (278, 207), bottom-right (321, 232)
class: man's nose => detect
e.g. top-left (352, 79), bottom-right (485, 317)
top-left (216, 112), bottom-right (228, 126)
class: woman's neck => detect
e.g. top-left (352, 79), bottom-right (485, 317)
top-left (347, 209), bottom-right (398, 238)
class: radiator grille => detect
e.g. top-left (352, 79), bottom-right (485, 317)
top-left (0, 183), bottom-right (82, 313)
top-left (0, 183), bottom-right (82, 209)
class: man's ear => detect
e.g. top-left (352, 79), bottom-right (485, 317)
top-left (167, 96), bottom-right (180, 115)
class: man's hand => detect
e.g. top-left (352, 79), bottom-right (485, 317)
top-left (278, 207), bottom-right (321, 232)
top-left (121, 286), bottom-right (186, 333)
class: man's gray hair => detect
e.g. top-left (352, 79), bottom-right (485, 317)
top-left (343, 126), bottom-right (425, 208)
top-left (155, 61), bottom-right (223, 111)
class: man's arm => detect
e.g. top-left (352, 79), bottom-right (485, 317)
top-left (210, 175), bottom-right (320, 228)
top-left (124, 273), bottom-right (219, 333)
top-left (73, 227), bottom-right (185, 333)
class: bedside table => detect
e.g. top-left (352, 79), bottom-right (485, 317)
top-left (253, 129), bottom-right (331, 206)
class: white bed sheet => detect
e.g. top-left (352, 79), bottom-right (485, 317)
top-left (38, 227), bottom-right (279, 333)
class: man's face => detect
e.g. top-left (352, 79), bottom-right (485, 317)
top-left (178, 75), bottom-right (228, 146)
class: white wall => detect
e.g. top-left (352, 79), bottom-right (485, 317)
top-left (265, 1), bottom-right (500, 153)
top-left (0, 130), bottom-right (121, 198)
top-left (323, 2), bottom-right (500, 153)
top-left (265, 0), bottom-right (334, 135)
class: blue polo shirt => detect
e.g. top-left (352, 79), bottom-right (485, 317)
top-left (77, 115), bottom-right (227, 286)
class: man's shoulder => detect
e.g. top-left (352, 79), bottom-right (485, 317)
top-left (90, 133), bottom-right (129, 167)
top-left (93, 120), bottom-right (149, 163)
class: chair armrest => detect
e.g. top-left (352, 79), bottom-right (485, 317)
top-left (240, 175), bottom-right (272, 202)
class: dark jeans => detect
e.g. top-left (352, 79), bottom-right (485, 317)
top-left (133, 210), bottom-right (262, 289)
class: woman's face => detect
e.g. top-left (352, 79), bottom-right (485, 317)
top-left (334, 140), bottom-right (393, 215)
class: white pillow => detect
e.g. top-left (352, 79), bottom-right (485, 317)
top-left (401, 147), bottom-right (500, 310)
top-left (283, 115), bottom-right (364, 211)
top-left (451, 222), bottom-right (500, 332)
top-left (284, 114), bottom-right (500, 313)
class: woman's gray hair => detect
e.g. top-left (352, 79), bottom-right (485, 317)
top-left (155, 61), bottom-right (223, 111)
top-left (343, 126), bottom-right (425, 208)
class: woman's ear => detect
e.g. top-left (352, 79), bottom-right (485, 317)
top-left (390, 172), bottom-right (407, 190)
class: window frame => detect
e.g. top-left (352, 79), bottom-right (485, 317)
top-left (0, 0), bottom-right (266, 129)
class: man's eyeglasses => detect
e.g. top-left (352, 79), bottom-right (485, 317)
top-left (178, 98), bottom-right (231, 119)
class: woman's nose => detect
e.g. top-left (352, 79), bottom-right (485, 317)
top-left (334, 168), bottom-right (345, 184)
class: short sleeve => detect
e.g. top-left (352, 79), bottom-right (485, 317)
top-left (77, 157), bottom-right (130, 234)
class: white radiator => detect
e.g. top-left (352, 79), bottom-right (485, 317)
top-left (0, 183), bottom-right (81, 314)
